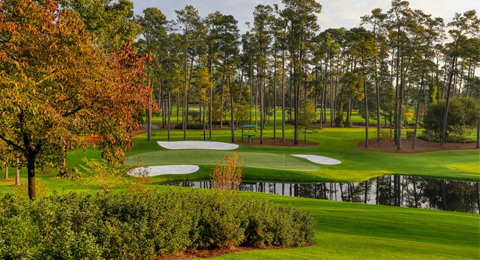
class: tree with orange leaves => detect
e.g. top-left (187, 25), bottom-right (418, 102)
top-left (0, 0), bottom-right (155, 199)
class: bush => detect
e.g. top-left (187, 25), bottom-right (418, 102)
top-left (0, 190), bottom-right (315, 259)
top-left (210, 153), bottom-right (243, 192)
top-left (424, 98), bottom-right (479, 141)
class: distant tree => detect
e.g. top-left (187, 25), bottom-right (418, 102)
top-left (298, 100), bottom-right (317, 143)
top-left (281, 0), bottom-right (322, 145)
top-left (137, 7), bottom-right (169, 142)
top-left (402, 106), bottom-right (414, 126)
top-left (362, 8), bottom-right (387, 142)
top-left (440, 10), bottom-right (480, 146)
top-left (424, 98), bottom-right (479, 141)
top-left (253, 4), bottom-right (273, 144)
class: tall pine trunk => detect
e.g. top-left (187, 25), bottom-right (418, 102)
top-left (441, 54), bottom-right (458, 146)
top-left (167, 91), bottom-right (171, 141)
top-left (282, 50), bottom-right (286, 142)
top-left (412, 76), bottom-right (424, 149)
top-left (364, 79), bottom-right (369, 148)
top-left (273, 48), bottom-right (277, 140)
top-left (229, 75), bottom-right (235, 143)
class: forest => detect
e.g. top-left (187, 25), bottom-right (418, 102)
top-left (127, 0), bottom-right (480, 149)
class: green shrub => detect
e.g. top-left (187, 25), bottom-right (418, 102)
top-left (424, 98), bottom-right (479, 141)
top-left (0, 190), bottom-right (315, 259)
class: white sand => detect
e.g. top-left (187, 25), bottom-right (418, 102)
top-left (292, 154), bottom-right (341, 165)
top-left (129, 165), bottom-right (200, 177)
top-left (157, 141), bottom-right (239, 150)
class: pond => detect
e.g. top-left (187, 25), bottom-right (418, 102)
top-left (164, 175), bottom-right (480, 214)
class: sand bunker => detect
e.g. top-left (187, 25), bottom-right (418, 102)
top-left (292, 154), bottom-right (341, 165)
top-left (157, 141), bottom-right (239, 150)
top-left (129, 165), bottom-right (200, 177)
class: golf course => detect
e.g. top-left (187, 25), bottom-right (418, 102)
top-left (1, 0), bottom-right (480, 258)
top-left (1, 109), bottom-right (479, 259)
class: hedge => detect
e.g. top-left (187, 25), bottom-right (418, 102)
top-left (0, 190), bottom-right (315, 259)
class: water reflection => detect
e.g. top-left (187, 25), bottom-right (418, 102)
top-left (164, 175), bottom-right (480, 214)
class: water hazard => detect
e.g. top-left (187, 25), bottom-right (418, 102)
top-left (164, 175), bottom-right (480, 214)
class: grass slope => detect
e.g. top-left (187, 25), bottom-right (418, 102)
top-left (213, 191), bottom-right (480, 260)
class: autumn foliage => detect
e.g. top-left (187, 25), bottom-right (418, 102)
top-left (0, 0), bottom-right (156, 198)
top-left (210, 152), bottom-right (243, 192)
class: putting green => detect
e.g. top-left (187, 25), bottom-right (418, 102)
top-left (126, 150), bottom-right (322, 172)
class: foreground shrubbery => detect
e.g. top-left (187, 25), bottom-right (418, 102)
top-left (0, 190), bottom-right (315, 259)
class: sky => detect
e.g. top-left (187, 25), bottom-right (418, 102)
top-left (130, 0), bottom-right (480, 33)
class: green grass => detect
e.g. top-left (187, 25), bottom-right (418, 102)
top-left (128, 120), bottom-right (480, 183)
top-left (150, 105), bottom-right (387, 125)
top-left (211, 190), bottom-right (480, 259)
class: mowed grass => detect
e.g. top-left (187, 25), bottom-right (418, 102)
top-left (129, 120), bottom-right (480, 183)
top-left (212, 191), bottom-right (480, 260)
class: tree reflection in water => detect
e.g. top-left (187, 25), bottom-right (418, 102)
top-left (165, 175), bottom-right (479, 213)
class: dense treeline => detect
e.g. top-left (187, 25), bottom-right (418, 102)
top-left (130, 0), bottom-right (479, 147)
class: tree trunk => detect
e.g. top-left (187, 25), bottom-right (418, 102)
top-left (260, 68), bottom-right (264, 144)
top-left (167, 91), bottom-right (171, 141)
top-left (255, 78), bottom-right (258, 127)
top-left (203, 101), bottom-right (206, 141)
top-left (375, 71), bottom-right (381, 143)
top-left (364, 80), bottom-right (369, 148)
top-left (289, 62), bottom-right (293, 122)
top-left (229, 75), bottom-right (235, 143)
top-left (282, 50), bottom-right (286, 142)
top-left (220, 85), bottom-right (224, 128)
top-left (441, 56), bottom-right (458, 146)
top-left (59, 144), bottom-right (67, 176)
top-left (330, 59), bottom-right (334, 127)
top-left (394, 49), bottom-right (400, 146)
top-left (147, 79), bottom-right (153, 141)
top-left (4, 164), bottom-right (7, 180)
top-left (412, 76), bottom-right (424, 149)
top-left (177, 89), bottom-right (180, 125)
top-left (209, 84), bottom-right (213, 139)
top-left (273, 48), bottom-right (277, 140)
top-left (27, 153), bottom-right (36, 199)
top-left (250, 76), bottom-right (253, 124)
top-left (476, 114), bottom-right (480, 149)
top-left (397, 61), bottom-right (404, 150)
top-left (15, 157), bottom-right (20, 186)
top-left (294, 76), bottom-right (300, 145)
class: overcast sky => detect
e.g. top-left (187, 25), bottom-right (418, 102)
top-left (130, 0), bottom-right (480, 32)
